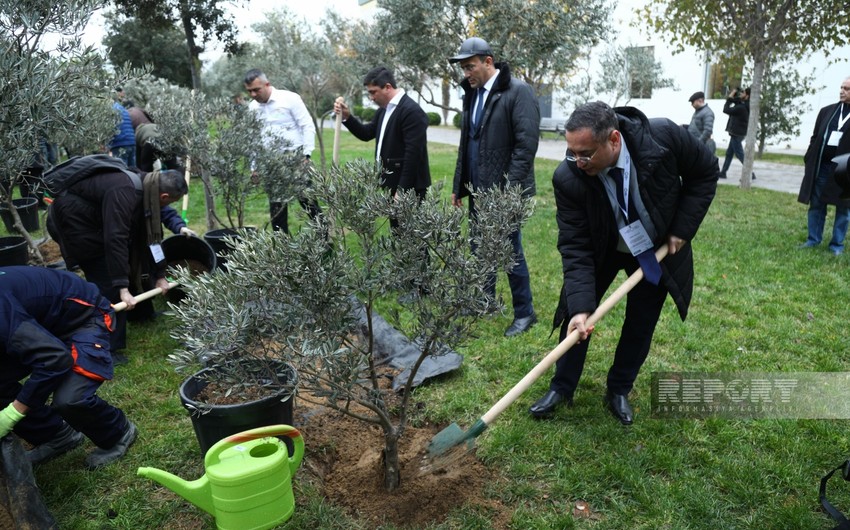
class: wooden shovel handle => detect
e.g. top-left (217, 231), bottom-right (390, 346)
top-left (333, 97), bottom-right (344, 166)
top-left (112, 281), bottom-right (179, 312)
top-left (180, 156), bottom-right (192, 221)
top-left (480, 245), bottom-right (669, 425)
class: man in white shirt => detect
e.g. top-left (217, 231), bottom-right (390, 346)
top-left (244, 68), bottom-right (319, 233)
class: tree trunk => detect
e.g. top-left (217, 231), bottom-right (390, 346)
top-left (382, 429), bottom-right (401, 491)
top-left (314, 115), bottom-right (326, 170)
top-left (200, 167), bottom-right (217, 231)
top-left (741, 58), bottom-right (766, 190)
top-left (179, 0), bottom-right (202, 91)
top-left (441, 78), bottom-right (450, 125)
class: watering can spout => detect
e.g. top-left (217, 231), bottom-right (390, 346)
top-left (137, 467), bottom-right (214, 515)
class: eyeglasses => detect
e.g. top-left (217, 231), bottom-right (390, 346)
top-left (565, 148), bottom-right (598, 164)
top-left (841, 86), bottom-right (850, 91)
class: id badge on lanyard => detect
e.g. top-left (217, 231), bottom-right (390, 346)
top-left (149, 243), bottom-right (165, 263)
top-left (829, 105), bottom-right (850, 147)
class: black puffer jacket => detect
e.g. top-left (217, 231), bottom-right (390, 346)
top-left (551, 107), bottom-right (718, 330)
top-left (48, 170), bottom-right (158, 289)
top-left (452, 62), bottom-right (539, 198)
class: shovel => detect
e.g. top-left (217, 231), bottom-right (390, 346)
top-left (425, 245), bottom-right (669, 465)
top-left (112, 281), bottom-right (178, 313)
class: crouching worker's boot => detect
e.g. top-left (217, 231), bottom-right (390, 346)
top-left (27, 422), bottom-right (84, 466)
top-left (85, 421), bottom-right (137, 469)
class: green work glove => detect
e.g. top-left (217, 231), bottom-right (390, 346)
top-left (0, 403), bottom-right (25, 438)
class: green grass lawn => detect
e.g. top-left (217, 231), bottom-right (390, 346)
top-left (28, 130), bottom-right (850, 529)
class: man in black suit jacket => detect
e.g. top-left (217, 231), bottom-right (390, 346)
top-left (797, 77), bottom-right (850, 256)
top-left (334, 66), bottom-right (431, 200)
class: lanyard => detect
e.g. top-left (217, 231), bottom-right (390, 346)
top-left (838, 103), bottom-right (850, 131)
top-left (603, 154), bottom-right (633, 221)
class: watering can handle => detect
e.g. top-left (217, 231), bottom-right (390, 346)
top-left (205, 425), bottom-right (305, 472)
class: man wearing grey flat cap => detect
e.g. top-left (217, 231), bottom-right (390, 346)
top-left (449, 37), bottom-right (540, 338)
top-left (687, 91), bottom-right (716, 154)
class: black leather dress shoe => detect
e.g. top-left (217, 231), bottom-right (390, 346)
top-left (505, 313), bottom-right (537, 337)
top-left (529, 390), bottom-right (572, 418)
top-left (604, 391), bottom-right (634, 425)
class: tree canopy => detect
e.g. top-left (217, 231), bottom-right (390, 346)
top-left (363, 0), bottom-right (611, 114)
top-left (102, 11), bottom-right (193, 87)
top-left (110, 0), bottom-right (245, 89)
top-left (0, 0), bottom-right (131, 255)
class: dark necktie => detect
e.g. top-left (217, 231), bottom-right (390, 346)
top-left (472, 87), bottom-right (485, 128)
top-left (611, 166), bottom-right (662, 285)
top-left (610, 167), bottom-right (628, 217)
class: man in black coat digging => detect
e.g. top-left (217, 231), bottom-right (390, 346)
top-left (47, 167), bottom-right (188, 355)
top-left (529, 101), bottom-right (718, 425)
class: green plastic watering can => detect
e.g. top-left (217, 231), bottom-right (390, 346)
top-left (138, 424), bottom-right (304, 530)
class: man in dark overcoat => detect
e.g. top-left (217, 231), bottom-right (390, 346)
top-left (529, 101), bottom-right (717, 424)
top-left (449, 37), bottom-right (540, 338)
top-left (798, 77), bottom-right (850, 255)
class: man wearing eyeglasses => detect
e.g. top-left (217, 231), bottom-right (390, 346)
top-left (797, 77), bottom-right (850, 256)
top-left (449, 37), bottom-right (540, 338)
top-left (529, 101), bottom-right (717, 424)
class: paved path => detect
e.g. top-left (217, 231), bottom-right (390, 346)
top-left (426, 126), bottom-right (803, 196)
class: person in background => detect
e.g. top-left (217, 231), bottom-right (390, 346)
top-left (687, 91), bottom-right (716, 154)
top-left (109, 88), bottom-right (136, 168)
top-left (448, 37), bottom-right (540, 338)
top-left (335, 66), bottom-right (432, 302)
top-left (334, 66), bottom-right (431, 201)
top-left (244, 69), bottom-right (320, 233)
top-left (0, 266), bottom-right (137, 469)
top-left (719, 87), bottom-right (754, 180)
top-left (529, 101), bottom-right (717, 425)
top-left (797, 77), bottom-right (850, 256)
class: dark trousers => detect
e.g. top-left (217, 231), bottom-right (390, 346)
top-left (1, 371), bottom-right (127, 449)
top-left (78, 258), bottom-right (127, 351)
top-left (721, 135), bottom-right (745, 174)
top-left (550, 251), bottom-right (667, 396)
top-left (270, 198), bottom-right (322, 234)
top-left (468, 194), bottom-right (534, 319)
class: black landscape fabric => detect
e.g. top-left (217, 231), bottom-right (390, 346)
top-left (0, 436), bottom-right (57, 529)
top-left (352, 300), bottom-right (463, 391)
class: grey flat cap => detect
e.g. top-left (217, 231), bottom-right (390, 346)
top-left (449, 37), bottom-right (493, 63)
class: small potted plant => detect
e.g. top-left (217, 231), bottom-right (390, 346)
top-left (167, 247), bottom-right (305, 455)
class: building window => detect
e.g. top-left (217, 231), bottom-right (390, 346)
top-left (707, 56), bottom-right (744, 98)
top-left (627, 46), bottom-right (655, 99)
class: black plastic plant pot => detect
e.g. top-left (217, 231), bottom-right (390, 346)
top-left (0, 197), bottom-right (39, 233)
top-left (202, 227), bottom-right (255, 272)
top-left (178, 363), bottom-right (296, 457)
top-left (0, 236), bottom-right (28, 266)
top-left (161, 235), bottom-right (217, 303)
